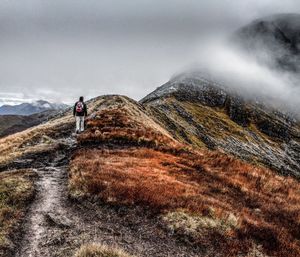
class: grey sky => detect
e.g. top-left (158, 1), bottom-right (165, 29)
top-left (0, 0), bottom-right (300, 105)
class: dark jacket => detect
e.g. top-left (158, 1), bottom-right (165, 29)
top-left (73, 101), bottom-right (88, 117)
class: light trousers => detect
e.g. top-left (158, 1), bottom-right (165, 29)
top-left (75, 116), bottom-right (85, 132)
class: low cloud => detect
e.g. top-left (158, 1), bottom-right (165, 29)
top-left (190, 38), bottom-right (300, 116)
top-left (0, 1), bottom-right (300, 109)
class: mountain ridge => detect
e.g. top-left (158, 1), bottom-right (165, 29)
top-left (141, 73), bottom-right (300, 178)
top-left (0, 94), bottom-right (299, 257)
top-left (0, 100), bottom-right (68, 116)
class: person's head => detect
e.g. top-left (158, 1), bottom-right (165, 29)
top-left (79, 96), bottom-right (84, 102)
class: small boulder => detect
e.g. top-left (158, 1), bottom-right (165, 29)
top-left (44, 212), bottom-right (72, 228)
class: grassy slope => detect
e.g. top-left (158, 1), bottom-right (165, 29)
top-left (0, 95), bottom-right (299, 256)
top-left (0, 170), bottom-right (36, 255)
top-left (0, 96), bottom-right (107, 168)
top-left (145, 97), bottom-right (296, 170)
top-left (148, 97), bottom-right (281, 146)
top-left (0, 115), bottom-right (73, 167)
top-left (70, 96), bottom-right (300, 257)
top-left (0, 112), bottom-right (52, 138)
top-left (0, 115), bottom-right (27, 132)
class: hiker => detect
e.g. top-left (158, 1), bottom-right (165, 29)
top-left (73, 96), bottom-right (88, 134)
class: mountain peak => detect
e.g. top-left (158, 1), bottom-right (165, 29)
top-left (141, 72), bottom-right (226, 106)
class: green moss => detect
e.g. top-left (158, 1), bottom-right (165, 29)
top-left (187, 134), bottom-right (207, 148)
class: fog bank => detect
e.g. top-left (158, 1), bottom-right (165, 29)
top-left (0, 1), bottom-right (300, 108)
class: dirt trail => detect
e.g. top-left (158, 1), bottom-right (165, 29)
top-left (13, 140), bottom-right (203, 257)
top-left (15, 165), bottom-right (72, 257)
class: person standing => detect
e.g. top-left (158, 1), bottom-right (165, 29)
top-left (73, 96), bottom-right (88, 134)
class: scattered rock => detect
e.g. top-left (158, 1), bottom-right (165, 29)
top-left (44, 212), bottom-right (72, 228)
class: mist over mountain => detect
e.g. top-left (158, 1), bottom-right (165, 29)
top-left (233, 13), bottom-right (300, 74)
top-left (183, 13), bottom-right (300, 118)
top-left (2, 1), bottom-right (300, 103)
top-left (141, 72), bottom-right (300, 177)
top-left (0, 100), bottom-right (68, 115)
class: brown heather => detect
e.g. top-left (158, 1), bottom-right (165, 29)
top-left (70, 106), bottom-right (300, 257)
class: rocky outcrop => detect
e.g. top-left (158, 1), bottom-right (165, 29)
top-left (141, 74), bottom-right (227, 107)
top-left (254, 112), bottom-right (293, 141)
top-left (225, 96), bottom-right (250, 127)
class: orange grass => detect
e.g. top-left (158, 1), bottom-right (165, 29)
top-left (77, 108), bottom-right (178, 150)
top-left (70, 147), bottom-right (300, 256)
top-left (70, 105), bottom-right (300, 256)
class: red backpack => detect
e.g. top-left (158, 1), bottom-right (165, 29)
top-left (76, 102), bottom-right (84, 113)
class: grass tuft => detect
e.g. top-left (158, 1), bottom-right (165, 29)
top-left (0, 170), bottom-right (36, 253)
top-left (74, 244), bottom-right (134, 257)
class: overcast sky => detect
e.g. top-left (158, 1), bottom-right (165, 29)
top-left (0, 0), bottom-right (300, 105)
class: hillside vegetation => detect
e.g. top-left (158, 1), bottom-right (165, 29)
top-left (0, 112), bottom-right (56, 138)
top-left (75, 244), bottom-right (134, 257)
top-left (70, 96), bottom-right (300, 257)
top-left (0, 170), bottom-right (36, 256)
top-left (0, 94), bottom-right (299, 256)
top-left (0, 115), bottom-right (73, 168)
top-left (0, 98), bottom-right (105, 169)
top-left (141, 74), bottom-right (300, 178)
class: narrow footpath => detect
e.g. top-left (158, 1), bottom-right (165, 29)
top-left (13, 139), bottom-right (203, 257)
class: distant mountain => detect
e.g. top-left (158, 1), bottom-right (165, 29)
top-left (0, 100), bottom-right (68, 115)
top-left (0, 111), bottom-right (56, 138)
top-left (233, 13), bottom-right (300, 73)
